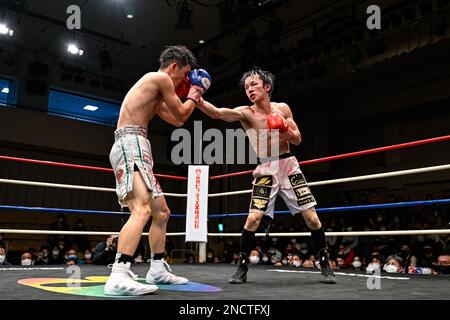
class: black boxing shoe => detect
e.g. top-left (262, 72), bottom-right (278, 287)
top-left (228, 254), bottom-right (249, 284)
top-left (318, 248), bottom-right (336, 284)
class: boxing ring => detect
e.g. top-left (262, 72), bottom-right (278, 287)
top-left (1, 135), bottom-right (450, 300)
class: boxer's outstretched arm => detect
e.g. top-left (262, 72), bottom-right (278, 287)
top-left (158, 73), bottom-right (197, 125)
top-left (199, 100), bottom-right (246, 122)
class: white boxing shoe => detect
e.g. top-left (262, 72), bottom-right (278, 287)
top-left (146, 259), bottom-right (189, 285)
top-left (104, 262), bottom-right (158, 296)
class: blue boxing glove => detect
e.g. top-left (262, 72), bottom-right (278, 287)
top-left (186, 69), bottom-right (212, 104)
top-left (189, 69), bottom-right (212, 91)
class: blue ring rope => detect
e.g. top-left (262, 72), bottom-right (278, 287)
top-left (0, 198), bottom-right (449, 218)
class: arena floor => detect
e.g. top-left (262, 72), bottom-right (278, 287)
top-left (1, 264), bottom-right (449, 300)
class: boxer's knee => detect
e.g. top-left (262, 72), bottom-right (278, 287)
top-left (152, 207), bottom-right (171, 225)
top-left (131, 206), bottom-right (152, 224)
top-left (245, 212), bottom-right (263, 231)
top-left (306, 215), bottom-right (321, 230)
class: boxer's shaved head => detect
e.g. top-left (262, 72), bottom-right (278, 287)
top-left (240, 67), bottom-right (275, 97)
top-left (159, 45), bottom-right (197, 68)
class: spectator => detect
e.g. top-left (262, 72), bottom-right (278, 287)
top-left (351, 256), bottom-right (363, 271)
top-left (418, 245), bottom-right (434, 268)
top-left (366, 253), bottom-right (383, 274)
top-left (206, 249), bottom-right (214, 263)
top-left (48, 245), bottom-right (64, 264)
top-left (433, 251), bottom-right (450, 275)
top-left (384, 255), bottom-right (404, 273)
top-left (249, 249), bottom-right (260, 265)
top-left (72, 218), bottom-right (90, 251)
top-left (35, 247), bottom-right (50, 265)
top-left (92, 235), bottom-right (118, 265)
top-left (398, 244), bottom-right (417, 272)
top-left (21, 252), bottom-right (33, 266)
top-left (49, 214), bottom-right (69, 248)
top-left (230, 252), bottom-right (240, 265)
top-left (185, 254), bottom-right (196, 264)
top-left (0, 246), bottom-right (11, 266)
top-left (302, 259), bottom-right (314, 268)
top-left (289, 253), bottom-right (302, 267)
top-left (261, 253), bottom-right (270, 265)
top-left (83, 250), bottom-right (93, 264)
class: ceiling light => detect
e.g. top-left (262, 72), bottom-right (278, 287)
top-left (0, 24), bottom-right (13, 36)
top-left (68, 44), bottom-right (84, 56)
top-left (1, 87), bottom-right (9, 94)
top-left (84, 105), bottom-right (98, 111)
top-left (198, 40), bottom-right (205, 44)
top-left (127, 14), bottom-right (134, 19)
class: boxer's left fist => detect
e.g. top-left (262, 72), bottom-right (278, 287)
top-left (188, 69), bottom-right (212, 92)
top-left (267, 112), bottom-right (289, 133)
top-left (186, 69), bottom-right (212, 104)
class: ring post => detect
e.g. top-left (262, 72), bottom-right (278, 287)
top-left (185, 165), bottom-right (209, 262)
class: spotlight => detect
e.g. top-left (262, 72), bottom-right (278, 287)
top-left (84, 105), bottom-right (98, 111)
top-left (67, 44), bottom-right (84, 56)
top-left (0, 24), bottom-right (13, 36)
top-left (198, 40), bottom-right (205, 44)
top-left (2, 87), bottom-right (9, 94)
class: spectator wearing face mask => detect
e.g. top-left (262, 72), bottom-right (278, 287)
top-left (48, 246), bottom-right (64, 264)
top-left (261, 253), bottom-right (270, 265)
top-left (249, 250), bottom-right (261, 265)
top-left (432, 251), bottom-right (450, 275)
top-left (366, 253), bottom-right (384, 274)
top-left (83, 250), bottom-right (93, 264)
top-left (0, 246), bottom-right (11, 266)
top-left (418, 245), bottom-right (434, 268)
top-left (21, 252), bottom-right (34, 266)
top-left (206, 249), bottom-right (215, 263)
top-left (298, 243), bottom-right (310, 261)
top-left (65, 249), bottom-right (80, 265)
top-left (351, 256), bottom-right (363, 271)
top-left (384, 255), bottom-right (404, 273)
top-left (397, 244), bottom-right (417, 273)
top-left (288, 253), bottom-right (302, 267)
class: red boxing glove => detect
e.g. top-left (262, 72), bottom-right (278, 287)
top-left (175, 77), bottom-right (190, 101)
top-left (267, 112), bottom-right (289, 133)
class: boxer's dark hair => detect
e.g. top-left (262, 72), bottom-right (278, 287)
top-left (159, 45), bottom-right (197, 68)
top-left (240, 67), bottom-right (275, 97)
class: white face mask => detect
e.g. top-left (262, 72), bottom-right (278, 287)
top-left (21, 259), bottom-right (32, 266)
top-left (300, 249), bottom-right (308, 254)
top-left (0, 255), bottom-right (5, 263)
top-left (249, 255), bottom-right (260, 264)
top-left (281, 259), bottom-right (288, 265)
top-left (207, 254), bottom-right (213, 259)
top-left (291, 238), bottom-right (297, 244)
top-left (294, 243), bottom-right (301, 251)
top-left (293, 260), bottom-right (301, 267)
top-left (352, 261), bottom-right (362, 268)
top-left (262, 256), bottom-right (269, 263)
top-left (385, 264), bottom-right (399, 273)
top-left (84, 254), bottom-right (92, 260)
top-left (52, 250), bottom-right (59, 256)
top-left (366, 263), bottom-right (380, 273)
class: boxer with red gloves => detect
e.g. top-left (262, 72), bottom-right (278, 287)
top-left (198, 67), bottom-right (335, 285)
top-left (105, 45), bottom-right (211, 296)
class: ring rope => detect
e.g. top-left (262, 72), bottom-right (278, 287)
top-left (208, 164), bottom-right (450, 198)
top-left (209, 134), bottom-right (450, 180)
top-left (1, 198), bottom-right (448, 218)
top-left (0, 228), bottom-right (447, 237)
top-left (1, 164), bottom-right (448, 199)
top-left (1, 135), bottom-right (449, 181)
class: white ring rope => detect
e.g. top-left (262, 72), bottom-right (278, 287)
top-left (208, 164), bottom-right (450, 198)
top-left (0, 229), bottom-right (448, 236)
top-left (0, 229), bottom-right (186, 236)
top-left (0, 179), bottom-right (186, 198)
top-left (0, 164), bottom-right (449, 199)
